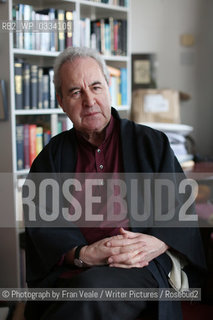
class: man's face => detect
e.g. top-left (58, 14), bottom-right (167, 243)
top-left (57, 57), bottom-right (111, 135)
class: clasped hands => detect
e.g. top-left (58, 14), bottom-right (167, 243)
top-left (80, 228), bottom-right (169, 269)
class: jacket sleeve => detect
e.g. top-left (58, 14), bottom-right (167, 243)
top-left (24, 130), bottom-right (87, 286)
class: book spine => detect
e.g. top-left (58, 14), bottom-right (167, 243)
top-left (42, 74), bottom-right (49, 109)
top-left (36, 126), bottom-right (43, 156)
top-left (58, 10), bottom-right (65, 51)
top-left (23, 63), bottom-right (30, 109)
top-left (23, 124), bottom-right (30, 169)
top-left (72, 11), bottom-right (78, 48)
top-left (80, 19), bottom-right (85, 47)
top-left (49, 69), bottom-right (55, 108)
top-left (66, 11), bottom-right (73, 48)
top-left (30, 65), bottom-right (38, 109)
top-left (49, 8), bottom-right (56, 51)
top-left (109, 17), bottom-right (114, 55)
top-left (100, 19), bottom-right (105, 54)
top-left (85, 17), bottom-right (91, 48)
top-left (43, 130), bottom-right (51, 146)
top-left (113, 20), bottom-right (118, 55)
top-left (37, 67), bottom-right (43, 109)
top-left (110, 76), bottom-right (117, 107)
top-left (120, 68), bottom-right (127, 105)
top-left (29, 124), bottom-right (37, 166)
top-left (23, 4), bottom-right (32, 50)
top-left (14, 62), bottom-right (23, 110)
top-left (18, 4), bottom-right (24, 49)
top-left (116, 76), bottom-right (121, 105)
top-left (16, 125), bottom-right (24, 170)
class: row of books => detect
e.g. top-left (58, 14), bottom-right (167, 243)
top-left (13, 5), bottom-right (77, 52)
top-left (16, 117), bottom-right (71, 170)
top-left (14, 60), bottom-right (57, 110)
top-left (13, 4), bottom-right (127, 56)
top-left (81, 18), bottom-right (127, 56)
top-left (87, 0), bottom-right (129, 6)
top-left (14, 60), bottom-right (127, 110)
top-left (108, 66), bottom-right (127, 106)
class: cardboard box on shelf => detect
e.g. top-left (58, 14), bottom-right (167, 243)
top-left (131, 89), bottom-right (180, 123)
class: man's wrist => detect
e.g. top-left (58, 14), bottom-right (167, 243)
top-left (74, 245), bottom-right (89, 268)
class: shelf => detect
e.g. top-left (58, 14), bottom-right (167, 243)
top-left (13, 49), bottom-right (129, 63)
top-left (15, 169), bottom-right (29, 175)
top-left (13, 48), bottom-right (60, 57)
top-left (140, 122), bottom-right (193, 136)
top-left (115, 105), bottom-right (129, 111)
top-left (15, 108), bottom-right (63, 115)
top-left (103, 55), bottom-right (129, 62)
top-left (78, 0), bottom-right (128, 12)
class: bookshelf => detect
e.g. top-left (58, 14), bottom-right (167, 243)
top-left (0, 0), bottom-right (131, 287)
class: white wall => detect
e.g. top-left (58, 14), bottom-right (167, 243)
top-left (131, 0), bottom-right (213, 157)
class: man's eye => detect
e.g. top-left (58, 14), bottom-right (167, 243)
top-left (93, 86), bottom-right (101, 91)
top-left (72, 91), bottom-right (81, 97)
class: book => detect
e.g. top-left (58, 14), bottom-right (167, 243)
top-left (36, 126), bottom-right (43, 156)
top-left (49, 69), bottom-right (55, 108)
top-left (42, 74), bottom-right (49, 109)
top-left (57, 10), bottom-right (65, 51)
top-left (29, 124), bottom-right (37, 166)
top-left (49, 8), bottom-right (56, 51)
top-left (16, 125), bottom-right (24, 170)
top-left (66, 11), bottom-right (73, 48)
top-left (37, 67), bottom-right (43, 109)
top-left (23, 63), bottom-right (30, 109)
top-left (23, 124), bottom-right (30, 169)
top-left (43, 130), bottom-right (51, 146)
top-left (120, 68), bottom-right (127, 105)
top-left (23, 5), bottom-right (33, 50)
top-left (30, 65), bottom-right (38, 109)
top-left (14, 61), bottom-right (23, 110)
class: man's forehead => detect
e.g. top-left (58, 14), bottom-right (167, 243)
top-left (61, 58), bottom-right (105, 84)
top-left (65, 56), bottom-right (101, 70)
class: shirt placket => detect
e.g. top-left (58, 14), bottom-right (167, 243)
top-left (95, 147), bottom-right (105, 173)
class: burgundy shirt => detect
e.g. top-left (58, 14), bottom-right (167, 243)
top-left (60, 115), bottom-right (129, 277)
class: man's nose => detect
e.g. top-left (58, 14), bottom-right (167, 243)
top-left (83, 91), bottom-right (95, 107)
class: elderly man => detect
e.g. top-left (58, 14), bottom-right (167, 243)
top-left (24, 47), bottom-right (205, 320)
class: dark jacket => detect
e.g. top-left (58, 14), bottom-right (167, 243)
top-left (24, 108), bottom-right (206, 320)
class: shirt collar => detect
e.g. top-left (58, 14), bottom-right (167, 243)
top-left (75, 115), bottom-right (116, 149)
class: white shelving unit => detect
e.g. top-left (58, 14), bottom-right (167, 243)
top-left (0, 0), bottom-right (131, 287)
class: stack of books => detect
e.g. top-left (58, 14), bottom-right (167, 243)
top-left (141, 122), bottom-right (194, 165)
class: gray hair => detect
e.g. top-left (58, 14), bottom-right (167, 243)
top-left (53, 47), bottom-right (110, 97)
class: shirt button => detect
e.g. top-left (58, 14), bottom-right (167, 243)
top-left (97, 149), bottom-right (101, 153)
top-left (99, 165), bottom-right (104, 170)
